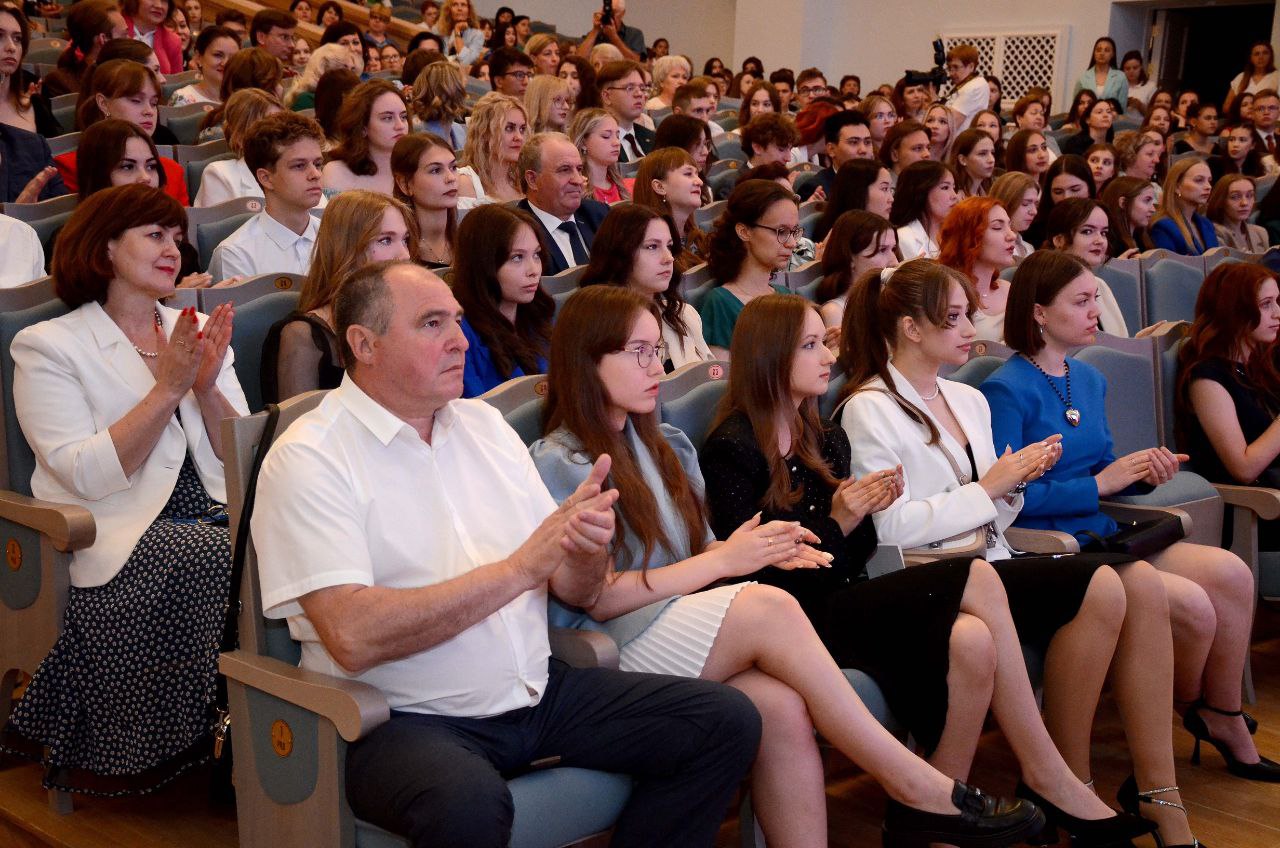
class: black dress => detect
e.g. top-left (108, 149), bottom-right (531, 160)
top-left (701, 411), bottom-right (1121, 754)
top-left (260, 311), bottom-right (345, 406)
top-left (1181, 357), bottom-right (1280, 549)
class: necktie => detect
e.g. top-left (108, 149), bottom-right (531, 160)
top-left (558, 220), bottom-right (589, 266)
top-left (623, 132), bottom-right (642, 161)
top-left (1268, 134), bottom-right (1277, 157)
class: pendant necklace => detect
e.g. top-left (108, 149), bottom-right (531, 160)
top-left (1022, 353), bottom-right (1080, 426)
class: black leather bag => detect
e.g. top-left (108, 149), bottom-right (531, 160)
top-left (1080, 514), bottom-right (1185, 559)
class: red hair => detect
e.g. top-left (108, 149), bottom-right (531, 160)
top-left (1176, 263), bottom-right (1280, 441)
top-left (937, 195), bottom-right (1002, 294)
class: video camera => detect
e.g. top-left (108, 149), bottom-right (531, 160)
top-left (904, 38), bottom-right (948, 89)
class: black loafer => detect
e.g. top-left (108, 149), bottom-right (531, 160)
top-left (882, 779), bottom-right (1046, 848)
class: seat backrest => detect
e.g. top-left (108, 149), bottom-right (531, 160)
top-left (479, 374), bottom-right (549, 446)
top-left (186, 151), bottom-right (235, 201)
top-left (200, 272), bottom-right (305, 311)
top-left (684, 281), bottom-right (715, 310)
top-left (710, 170), bottom-right (739, 201)
top-left (1074, 341), bottom-right (1160, 456)
top-left (1157, 335), bottom-right (1186, 450)
top-left (174, 138), bottom-right (231, 165)
top-left (680, 262), bottom-right (713, 293)
top-left (1095, 260), bottom-right (1144, 330)
top-left (781, 260), bottom-right (822, 298)
top-left (1143, 257), bottom-right (1204, 325)
top-left (30, 211), bottom-right (72, 271)
top-left (947, 354), bottom-right (1005, 389)
top-left (0, 192), bottom-right (77, 223)
top-left (707, 158), bottom-right (742, 179)
top-left (0, 277), bottom-right (58, 312)
top-left (694, 201), bottom-right (726, 230)
top-left (658, 360), bottom-right (729, 451)
top-left (0, 298), bottom-right (71, 493)
top-left (161, 103), bottom-right (216, 145)
top-left (46, 131), bottom-right (79, 157)
top-left (711, 137), bottom-right (745, 163)
top-left (225, 390), bottom-right (328, 662)
top-left (230, 291), bottom-right (302, 413)
top-left (543, 265), bottom-right (586, 295)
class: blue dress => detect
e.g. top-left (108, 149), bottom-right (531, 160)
top-left (981, 355), bottom-right (1148, 544)
top-left (460, 316), bottom-right (546, 398)
top-left (1149, 214), bottom-right (1219, 256)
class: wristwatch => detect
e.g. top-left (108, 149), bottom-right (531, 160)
top-left (1010, 481), bottom-right (1028, 496)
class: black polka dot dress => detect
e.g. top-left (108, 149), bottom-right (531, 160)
top-left (2, 455), bottom-right (232, 796)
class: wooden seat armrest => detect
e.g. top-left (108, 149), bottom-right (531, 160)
top-left (0, 491), bottom-right (95, 551)
top-left (550, 627), bottom-right (620, 670)
top-left (1101, 502), bottom-right (1193, 536)
top-left (1004, 527), bottom-right (1079, 554)
top-left (1212, 484), bottom-right (1280, 521)
top-left (218, 650), bottom-right (390, 742)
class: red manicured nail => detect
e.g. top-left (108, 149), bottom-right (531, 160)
top-left (197, 331), bottom-right (203, 339)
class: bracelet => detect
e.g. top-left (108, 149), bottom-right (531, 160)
top-left (1010, 481), bottom-right (1027, 496)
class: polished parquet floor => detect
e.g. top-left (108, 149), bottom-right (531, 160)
top-left (2, 605), bottom-right (1278, 848)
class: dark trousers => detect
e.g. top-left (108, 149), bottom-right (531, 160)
top-left (345, 659), bottom-right (761, 848)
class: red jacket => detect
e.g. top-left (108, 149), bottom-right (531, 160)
top-left (54, 149), bottom-right (189, 206)
top-left (123, 17), bottom-right (185, 75)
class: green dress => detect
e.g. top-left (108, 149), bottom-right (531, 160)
top-left (697, 284), bottom-right (789, 349)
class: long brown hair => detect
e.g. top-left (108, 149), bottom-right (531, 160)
top-left (391, 132), bottom-right (458, 249)
top-left (815, 210), bottom-right (893, 304)
top-left (329, 79), bottom-right (407, 176)
top-left (302, 190), bottom-right (420, 312)
top-left (632, 146), bottom-right (708, 267)
top-left (544, 286), bottom-right (709, 571)
top-left (1176, 262), bottom-right (1280, 445)
top-left (76, 59), bottom-right (161, 130)
top-left (579, 203), bottom-right (690, 337)
top-left (837, 259), bottom-right (978, 445)
top-left (452, 204), bottom-right (554, 380)
top-left (713, 294), bottom-right (840, 509)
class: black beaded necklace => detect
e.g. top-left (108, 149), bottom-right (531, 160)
top-left (1021, 353), bottom-right (1081, 426)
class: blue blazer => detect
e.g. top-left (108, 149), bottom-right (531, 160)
top-left (460, 317), bottom-right (546, 398)
top-left (517, 197), bottom-right (610, 275)
top-left (1149, 214), bottom-right (1219, 256)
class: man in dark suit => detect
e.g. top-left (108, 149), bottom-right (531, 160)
top-left (798, 111), bottom-right (874, 201)
top-left (597, 60), bottom-right (655, 163)
top-left (517, 132), bottom-right (610, 275)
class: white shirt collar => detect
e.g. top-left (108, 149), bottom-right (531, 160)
top-left (527, 197), bottom-right (574, 227)
top-left (258, 210), bottom-right (319, 252)
top-left (334, 374), bottom-right (459, 447)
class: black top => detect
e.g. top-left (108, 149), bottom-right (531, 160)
top-left (1183, 357), bottom-right (1280, 486)
top-left (701, 410), bottom-right (878, 615)
top-left (260, 311), bottom-right (345, 406)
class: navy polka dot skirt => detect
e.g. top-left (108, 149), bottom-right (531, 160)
top-left (2, 455), bottom-right (232, 796)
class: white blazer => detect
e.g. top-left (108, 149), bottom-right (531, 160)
top-left (896, 219), bottom-right (939, 261)
top-left (11, 301), bottom-right (249, 587)
top-left (194, 157), bottom-right (263, 208)
top-left (838, 363), bottom-right (1022, 559)
top-left (663, 303), bottom-right (714, 369)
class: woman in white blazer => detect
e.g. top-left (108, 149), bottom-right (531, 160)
top-left (890, 161), bottom-right (958, 261)
top-left (835, 258), bottom-right (1203, 848)
top-left (2, 185), bottom-right (249, 797)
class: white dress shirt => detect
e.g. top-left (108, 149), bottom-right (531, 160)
top-left (838, 364), bottom-right (1022, 560)
top-left (169, 84), bottom-right (220, 107)
top-left (0, 214), bottom-right (45, 288)
top-left (253, 378), bottom-right (557, 717)
top-left (663, 303), bottom-right (714, 368)
top-left (896, 219), bottom-right (939, 260)
top-left (947, 75), bottom-right (988, 131)
top-left (209, 210), bottom-right (319, 280)
top-left (194, 158), bottom-right (263, 208)
top-left (527, 199), bottom-right (578, 267)
top-left (11, 302), bottom-right (249, 586)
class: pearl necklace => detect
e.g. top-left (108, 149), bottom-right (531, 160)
top-left (132, 309), bottom-right (163, 359)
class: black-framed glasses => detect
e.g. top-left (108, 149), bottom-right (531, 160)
top-left (611, 342), bottom-right (668, 368)
top-left (751, 223), bottom-right (804, 244)
top-left (501, 70), bottom-right (533, 82)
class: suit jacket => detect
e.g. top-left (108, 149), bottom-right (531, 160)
top-left (837, 364), bottom-right (1022, 558)
top-left (1149, 214), bottom-right (1219, 256)
top-left (125, 17), bottom-right (185, 74)
top-left (517, 197), bottom-right (610, 275)
top-left (618, 123), bottom-right (656, 162)
top-left (11, 302), bottom-right (250, 587)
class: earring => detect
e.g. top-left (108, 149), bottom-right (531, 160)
top-left (1037, 323), bottom-right (1045, 335)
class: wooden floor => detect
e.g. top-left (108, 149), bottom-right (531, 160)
top-left (2, 606), bottom-right (1279, 848)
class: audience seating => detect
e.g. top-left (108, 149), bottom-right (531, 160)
top-left (781, 259), bottom-right (822, 299)
top-left (174, 139), bottom-right (232, 165)
top-left (46, 131), bottom-right (79, 157)
top-left (186, 197), bottom-right (264, 271)
top-left (657, 359), bottom-right (728, 451)
top-left (201, 272), bottom-right (305, 311)
top-left (187, 152), bottom-right (237, 201)
top-left (227, 289), bottom-right (300, 413)
top-left (25, 38), bottom-right (66, 65)
top-left (694, 200), bottom-right (726, 230)
top-left (712, 136), bottom-right (746, 163)
top-left (50, 93), bottom-right (76, 133)
top-left (220, 391), bottom-right (631, 848)
top-left (1095, 257), bottom-right (1143, 331)
top-left (709, 168), bottom-right (741, 201)
top-left (479, 373), bottom-right (549, 445)
top-left (0, 193), bottom-right (76, 223)
top-left (1143, 253), bottom-right (1208, 325)
top-left (162, 103), bottom-right (217, 146)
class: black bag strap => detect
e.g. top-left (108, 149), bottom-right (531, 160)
top-left (221, 403), bottom-right (283, 653)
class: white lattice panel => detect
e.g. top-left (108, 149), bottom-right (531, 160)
top-left (941, 28), bottom-right (1069, 111)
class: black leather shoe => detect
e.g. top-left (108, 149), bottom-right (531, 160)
top-left (1183, 701), bottom-right (1280, 782)
top-left (881, 780), bottom-right (1045, 848)
top-left (1116, 775), bottom-right (1207, 848)
top-left (1015, 780), bottom-right (1155, 846)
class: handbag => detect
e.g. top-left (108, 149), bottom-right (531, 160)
top-left (1079, 514), bottom-right (1185, 559)
top-left (210, 402), bottom-right (283, 804)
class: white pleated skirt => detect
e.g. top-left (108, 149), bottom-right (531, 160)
top-left (618, 583), bottom-right (751, 678)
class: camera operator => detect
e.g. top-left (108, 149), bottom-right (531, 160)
top-left (576, 0), bottom-right (644, 63)
top-left (935, 44), bottom-right (987, 131)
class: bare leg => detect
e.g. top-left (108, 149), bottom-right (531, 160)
top-left (1150, 542), bottom-right (1259, 761)
top-left (1107, 560), bottom-right (1195, 847)
top-left (1040, 566), bottom-right (1126, 778)
top-left (927, 613), bottom-right (995, 778)
top-left (722, 668), bottom-right (827, 848)
top-left (700, 584), bottom-right (960, 815)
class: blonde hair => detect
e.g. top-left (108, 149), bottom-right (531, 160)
top-left (302, 190), bottom-right (420, 312)
top-left (651, 54), bottom-right (691, 96)
top-left (589, 42), bottom-right (623, 69)
top-left (410, 61), bottom-right (466, 125)
top-left (525, 74), bottom-right (572, 133)
top-left (1155, 156), bottom-right (1210, 250)
top-left (460, 91), bottom-right (528, 195)
top-left (524, 33), bottom-right (557, 63)
top-left (287, 43), bottom-right (355, 108)
top-left (223, 89), bottom-right (285, 154)
top-left (568, 107), bottom-right (629, 199)
top-left (434, 0), bottom-right (476, 35)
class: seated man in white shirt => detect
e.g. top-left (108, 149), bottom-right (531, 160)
top-left (672, 83), bottom-right (724, 137)
top-left (209, 112), bottom-right (325, 281)
top-left (251, 261), bottom-right (761, 848)
top-left (939, 43), bottom-right (987, 132)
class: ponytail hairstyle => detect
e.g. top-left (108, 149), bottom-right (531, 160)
top-left (543, 286), bottom-right (709, 573)
top-left (816, 210), bottom-right (893, 304)
top-left (712, 293), bottom-right (840, 509)
top-left (838, 258), bottom-right (978, 444)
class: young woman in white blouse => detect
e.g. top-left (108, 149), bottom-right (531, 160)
top-left (890, 160), bottom-right (958, 261)
top-left (456, 92), bottom-right (528, 209)
top-left (577, 204), bottom-right (713, 368)
top-left (169, 25), bottom-right (239, 106)
top-left (1224, 41), bottom-right (1279, 115)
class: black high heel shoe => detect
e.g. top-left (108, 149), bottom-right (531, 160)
top-left (1116, 775), bottom-right (1205, 848)
top-left (881, 779), bottom-right (1045, 848)
top-left (1015, 781), bottom-right (1154, 847)
top-left (1182, 700), bottom-right (1280, 782)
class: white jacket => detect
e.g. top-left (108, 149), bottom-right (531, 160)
top-left (11, 301), bottom-right (249, 586)
top-left (838, 363), bottom-right (1021, 559)
top-left (193, 157), bottom-right (263, 208)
